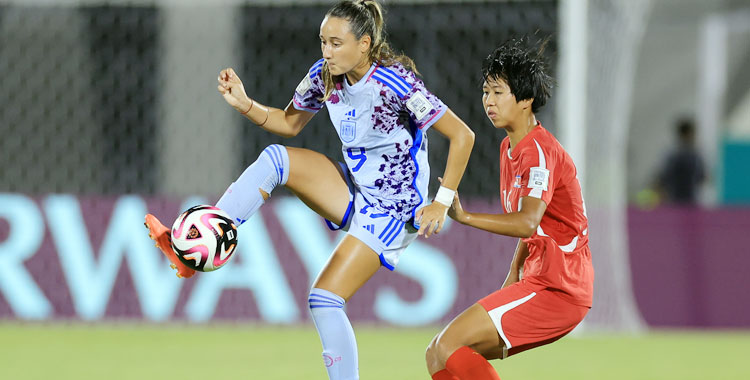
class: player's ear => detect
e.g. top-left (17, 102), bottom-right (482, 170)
top-left (359, 34), bottom-right (371, 54)
top-left (519, 97), bottom-right (533, 111)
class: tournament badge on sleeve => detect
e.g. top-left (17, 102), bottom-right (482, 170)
top-left (296, 74), bottom-right (312, 95)
top-left (406, 90), bottom-right (434, 120)
top-left (528, 167), bottom-right (550, 191)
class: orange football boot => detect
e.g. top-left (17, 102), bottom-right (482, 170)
top-left (144, 214), bottom-right (196, 279)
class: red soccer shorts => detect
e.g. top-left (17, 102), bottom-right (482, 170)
top-left (478, 280), bottom-right (589, 358)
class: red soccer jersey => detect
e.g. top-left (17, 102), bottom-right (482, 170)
top-left (499, 123), bottom-right (594, 307)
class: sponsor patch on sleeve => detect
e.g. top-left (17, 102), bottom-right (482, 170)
top-left (528, 167), bottom-right (550, 191)
top-left (295, 75), bottom-right (312, 95)
top-left (406, 91), bottom-right (433, 120)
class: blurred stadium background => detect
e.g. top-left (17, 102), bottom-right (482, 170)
top-left (0, 0), bottom-right (749, 379)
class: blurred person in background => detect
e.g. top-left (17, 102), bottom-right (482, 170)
top-left (655, 117), bottom-right (706, 205)
top-left (424, 38), bottom-right (593, 380)
top-left (145, 1), bottom-right (474, 379)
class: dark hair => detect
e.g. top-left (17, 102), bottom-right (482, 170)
top-left (482, 37), bottom-right (553, 113)
top-left (676, 117), bottom-right (694, 136)
top-left (676, 117), bottom-right (695, 143)
top-left (320, 0), bottom-right (418, 101)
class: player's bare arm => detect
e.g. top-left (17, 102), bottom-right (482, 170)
top-left (217, 67), bottom-right (314, 138)
top-left (448, 195), bottom-right (547, 238)
top-left (416, 109), bottom-right (475, 237)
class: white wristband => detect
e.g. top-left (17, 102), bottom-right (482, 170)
top-left (434, 186), bottom-right (456, 207)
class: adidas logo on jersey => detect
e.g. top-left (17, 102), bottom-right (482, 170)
top-left (344, 109), bottom-right (356, 118)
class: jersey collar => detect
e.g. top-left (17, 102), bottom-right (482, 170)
top-left (507, 122), bottom-right (544, 160)
top-left (343, 63), bottom-right (377, 94)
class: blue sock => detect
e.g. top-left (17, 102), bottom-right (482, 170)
top-left (308, 288), bottom-right (359, 380)
top-left (216, 144), bottom-right (289, 225)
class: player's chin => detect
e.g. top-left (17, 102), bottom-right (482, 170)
top-left (328, 63), bottom-right (351, 76)
top-left (330, 68), bottom-right (346, 76)
top-left (492, 119), bottom-right (509, 129)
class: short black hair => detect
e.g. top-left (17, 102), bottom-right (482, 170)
top-left (482, 37), bottom-right (553, 113)
top-left (676, 117), bottom-right (695, 137)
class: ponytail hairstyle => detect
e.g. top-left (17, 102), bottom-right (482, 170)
top-left (320, 0), bottom-right (418, 102)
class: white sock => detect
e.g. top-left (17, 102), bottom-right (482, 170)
top-left (215, 144), bottom-right (289, 225)
top-left (308, 288), bottom-right (359, 380)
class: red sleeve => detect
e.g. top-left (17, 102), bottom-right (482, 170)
top-left (518, 139), bottom-right (556, 206)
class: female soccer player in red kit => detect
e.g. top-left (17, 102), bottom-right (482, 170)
top-left (424, 39), bottom-right (594, 379)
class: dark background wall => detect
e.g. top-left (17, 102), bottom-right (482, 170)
top-left (0, 2), bottom-right (557, 197)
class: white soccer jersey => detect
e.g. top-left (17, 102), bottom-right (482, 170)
top-left (293, 59), bottom-right (447, 223)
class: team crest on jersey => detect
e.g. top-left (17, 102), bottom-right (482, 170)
top-left (513, 175), bottom-right (522, 188)
top-left (340, 120), bottom-right (356, 143)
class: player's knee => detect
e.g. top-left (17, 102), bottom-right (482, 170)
top-left (259, 144), bottom-right (289, 167)
top-left (425, 337), bottom-right (444, 372)
top-left (427, 333), bottom-right (457, 366)
top-left (425, 335), bottom-right (438, 360)
top-left (307, 288), bottom-right (345, 312)
top-left (255, 144), bottom-right (290, 186)
top-left (306, 289), bottom-right (316, 311)
top-left (307, 290), bottom-right (316, 311)
top-left (260, 144), bottom-right (286, 156)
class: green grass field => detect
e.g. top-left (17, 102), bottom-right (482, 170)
top-left (1, 323), bottom-right (748, 379)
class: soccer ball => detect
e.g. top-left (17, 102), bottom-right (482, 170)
top-left (170, 205), bottom-right (238, 272)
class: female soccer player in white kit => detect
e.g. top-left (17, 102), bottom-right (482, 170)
top-left (145, 1), bottom-right (474, 379)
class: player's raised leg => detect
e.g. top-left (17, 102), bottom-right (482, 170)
top-left (147, 145), bottom-right (351, 279)
top-left (146, 143), bottom-right (289, 278)
top-left (215, 145), bottom-right (351, 226)
top-left (426, 303), bottom-right (504, 380)
top-left (282, 146), bottom-right (352, 224)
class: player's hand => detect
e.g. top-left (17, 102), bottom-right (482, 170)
top-left (416, 200), bottom-right (449, 238)
top-left (217, 68), bottom-right (252, 113)
top-left (438, 177), bottom-right (466, 224)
